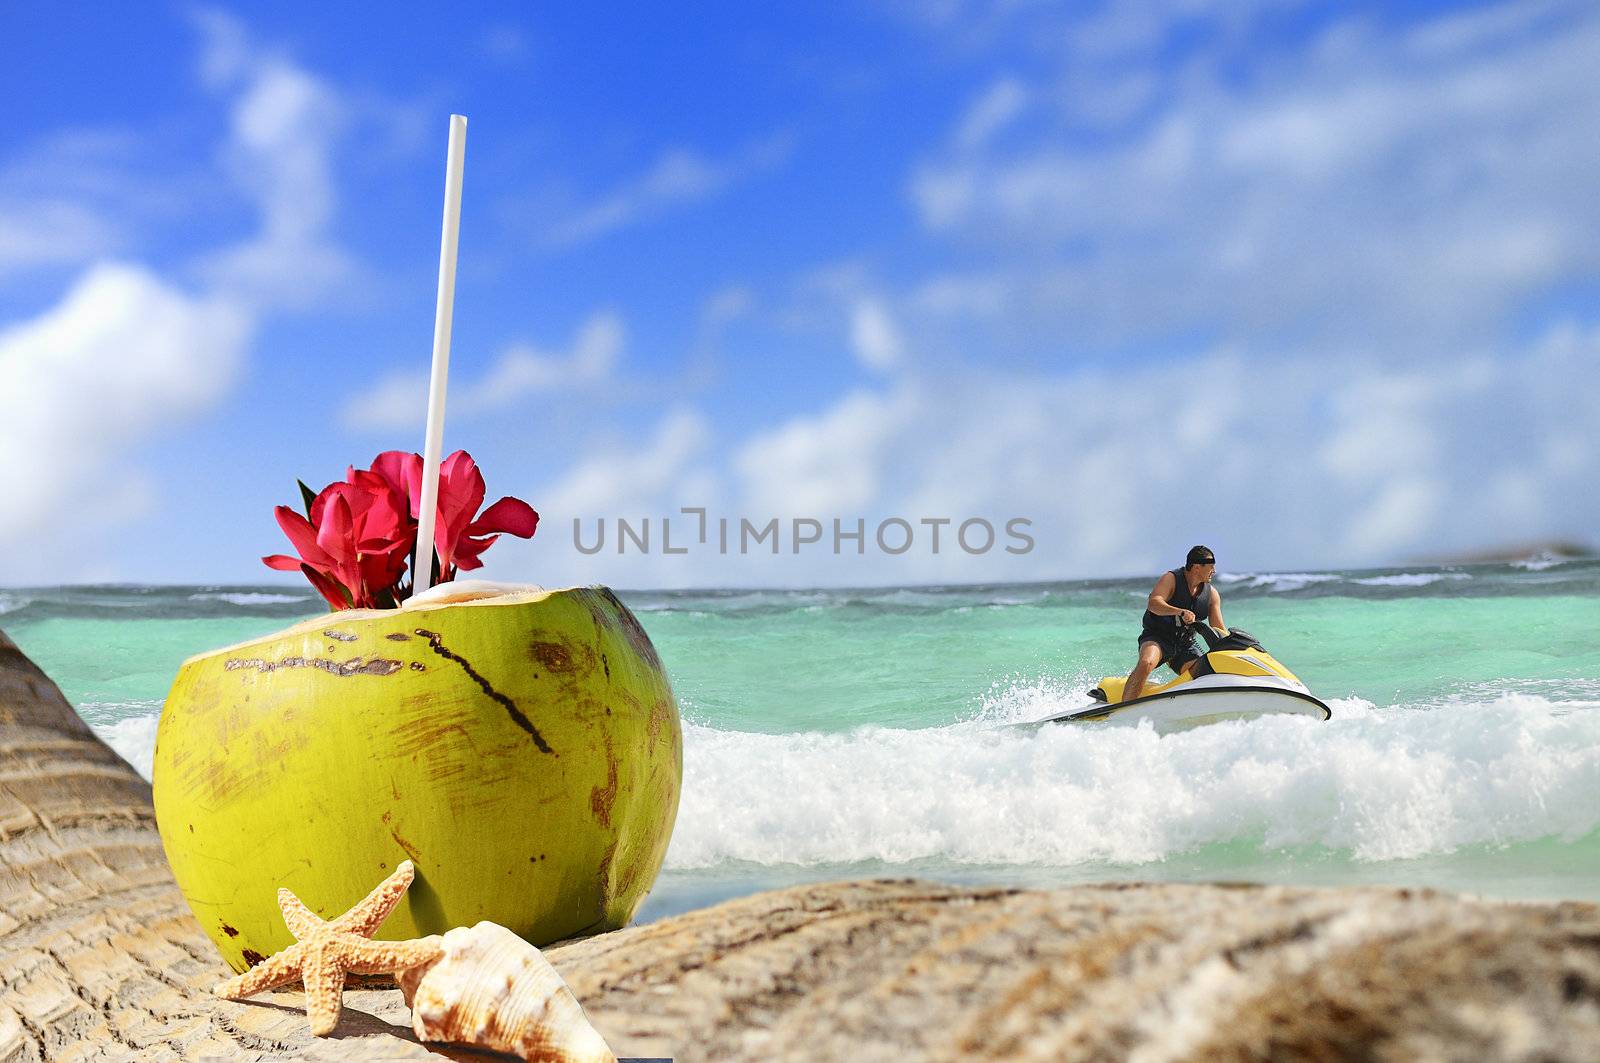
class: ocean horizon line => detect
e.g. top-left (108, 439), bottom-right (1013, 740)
top-left (2, 553), bottom-right (1595, 599)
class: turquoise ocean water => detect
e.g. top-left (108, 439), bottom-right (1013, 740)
top-left (4, 559), bottom-right (1597, 920)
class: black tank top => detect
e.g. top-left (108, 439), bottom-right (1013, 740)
top-left (1142, 567), bottom-right (1212, 635)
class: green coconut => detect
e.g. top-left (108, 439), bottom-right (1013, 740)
top-left (152, 583), bottom-right (681, 972)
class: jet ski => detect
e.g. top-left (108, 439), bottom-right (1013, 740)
top-left (1035, 624), bottom-right (1330, 731)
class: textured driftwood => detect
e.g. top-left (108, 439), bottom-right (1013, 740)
top-left (4, 629), bottom-right (1599, 1061)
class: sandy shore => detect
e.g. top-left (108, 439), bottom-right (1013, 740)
top-left (3, 630), bottom-right (1597, 1061)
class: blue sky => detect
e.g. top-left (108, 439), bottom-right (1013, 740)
top-left (2, 1), bottom-right (1598, 588)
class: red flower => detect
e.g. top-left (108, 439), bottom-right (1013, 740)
top-left (263, 449), bottom-right (538, 610)
top-left (428, 450), bottom-right (540, 578)
top-left (262, 474), bottom-right (412, 609)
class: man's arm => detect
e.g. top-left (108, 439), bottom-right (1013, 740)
top-left (1147, 572), bottom-right (1194, 623)
top-left (1208, 587), bottom-right (1227, 635)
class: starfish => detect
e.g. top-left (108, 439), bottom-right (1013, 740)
top-left (213, 859), bottom-right (443, 1036)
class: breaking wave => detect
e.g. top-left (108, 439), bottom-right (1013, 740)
top-left (664, 693), bottom-right (1600, 870)
top-left (1216, 572), bottom-right (1342, 592)
top-left (1350, 572), bottom-right (1471, 587)
top-left (188, 591), bottom-right (310, 605)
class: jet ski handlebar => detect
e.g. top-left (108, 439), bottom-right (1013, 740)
top-left (1183, 620), bottom-right (1266, 653)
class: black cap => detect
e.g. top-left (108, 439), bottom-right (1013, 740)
top-left (1186, 545), bottom-right (1216, 567)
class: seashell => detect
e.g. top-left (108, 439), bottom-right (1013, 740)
top-left (398, 921), bottom-right (616, 1062)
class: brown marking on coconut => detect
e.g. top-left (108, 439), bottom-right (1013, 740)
top-left (594, 838), bottom-right (619, 909)
top-left (196, 756), bottom-right (250, 805)
top-left (383, 815), bottom-right (423, 864)
top-left (646, 697), bottom-right (676, 761)
top-left (387, 708), bottom-right (477, 758)
top-left (528, 640), bottom-right (577, 673)
top-left (589, 734), bottom-right (619, 829)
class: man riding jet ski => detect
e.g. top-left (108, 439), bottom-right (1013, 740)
top-left (1037, 622), bottom-right (1332, 731)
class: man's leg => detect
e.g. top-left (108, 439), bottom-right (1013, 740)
top-left (1124, 641), bottom-right (1165, 702)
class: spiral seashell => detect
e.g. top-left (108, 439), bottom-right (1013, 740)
top-left (397, 921), bottom-right (616, 1062)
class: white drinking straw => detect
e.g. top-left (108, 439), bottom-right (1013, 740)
top-left (414, 114), bottom-right (467, 595)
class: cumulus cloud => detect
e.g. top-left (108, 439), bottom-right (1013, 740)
top-left (539, 408), bottom-right (714, 520)
top-left (0, 265), bottom-right (252, 556)
top-left (850, 298), bottom-right (906, 372)
top-left (953, 76), bottom-right (1029, 151)
top-left (907, 2), bottom-right (1600, 355)
top-left (0, 201), bottom-right (119, 277)
top-left (437, 2), bottom-right (1600, 590)
top-left (190, 9), bottom-right (353, 308)
top-left (509, 318), bottom-right (1598, 588)
top-left (342, 312), bottom-right (626, 431)
top-left (547, 135), bottom-right (795, 246)
top-left (0, 128), bottom-right (190, 279)
top-left (0, 11), bottom-right (358, 578)
top-left (735, 389), bottom-right (917, 516)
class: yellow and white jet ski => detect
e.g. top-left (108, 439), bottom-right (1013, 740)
top-left (1039, 625), bottom-right (1330, 731)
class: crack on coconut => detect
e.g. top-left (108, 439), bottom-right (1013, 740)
top-left (414, 629), bottom-right (555, 755)
top-left (224, 656), bottom-right (402, 677)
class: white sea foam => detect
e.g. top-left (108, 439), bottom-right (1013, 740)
top-left (188, 591), bottom-right (308, 605)
top-left (1350, 572), bottom-right (1471, 587)
top-left (94, 712), bottom-right (161, 781)
top-left (1218, 572), bottom-right (1341, 592)
top-left (1511, 552), bottom-right (1570, 571)
top-left (664, 695), bottom-right (1600, 870)
top-left (0, 593), bottom-right (27, 615)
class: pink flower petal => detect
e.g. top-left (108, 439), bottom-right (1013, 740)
top-left (301, 563), bottom-right (353, 610)
top-left (274, 507), bottom-right (333, 567)
top-left (465, 497), bottom-right (539, 539)
top-left (372, 450), bottom-right (424, 515)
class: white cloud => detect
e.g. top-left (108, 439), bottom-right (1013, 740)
top-left (0, 201), bottom-right (119, 276)
top-left (907, 3), bottom-right (1600, 353)
top-left (0, 128), bottom-right (190, 278)
top-left (954, 76), bottom-right (1029, 151)
top-left (703, 286), bottom-right (754, 326)
top-left (0, 11), bottom-right (361, 578)
top-left (547, 135), bottom-right (795, 245)
top-left (505, 320), bottom-right (1600, 588)
top-left (481, 24), bottom-right (531, 63)
top-left (0, 265), bottom-right (252, 563)
top-left (850, 299), bottom-right (905, 372)
top-left (342, 312), bottom-right (626, 431)
top-left (325, 2), bottom-right (1600, 588)
top-left (192, 11), bottom-right (353, 308)
top-left (1344, 478), bottom-right (1442, 559)
top-left (538, 408), bottom-right (713, 521)
top-left (735, 389), bottom-right (917, 516)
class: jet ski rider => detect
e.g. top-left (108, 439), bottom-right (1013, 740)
top-left (1123, 545), bottom-right (1229, 703)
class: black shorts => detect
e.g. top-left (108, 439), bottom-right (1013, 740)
top-left (1138, 629), bottom-right (1200, 673)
